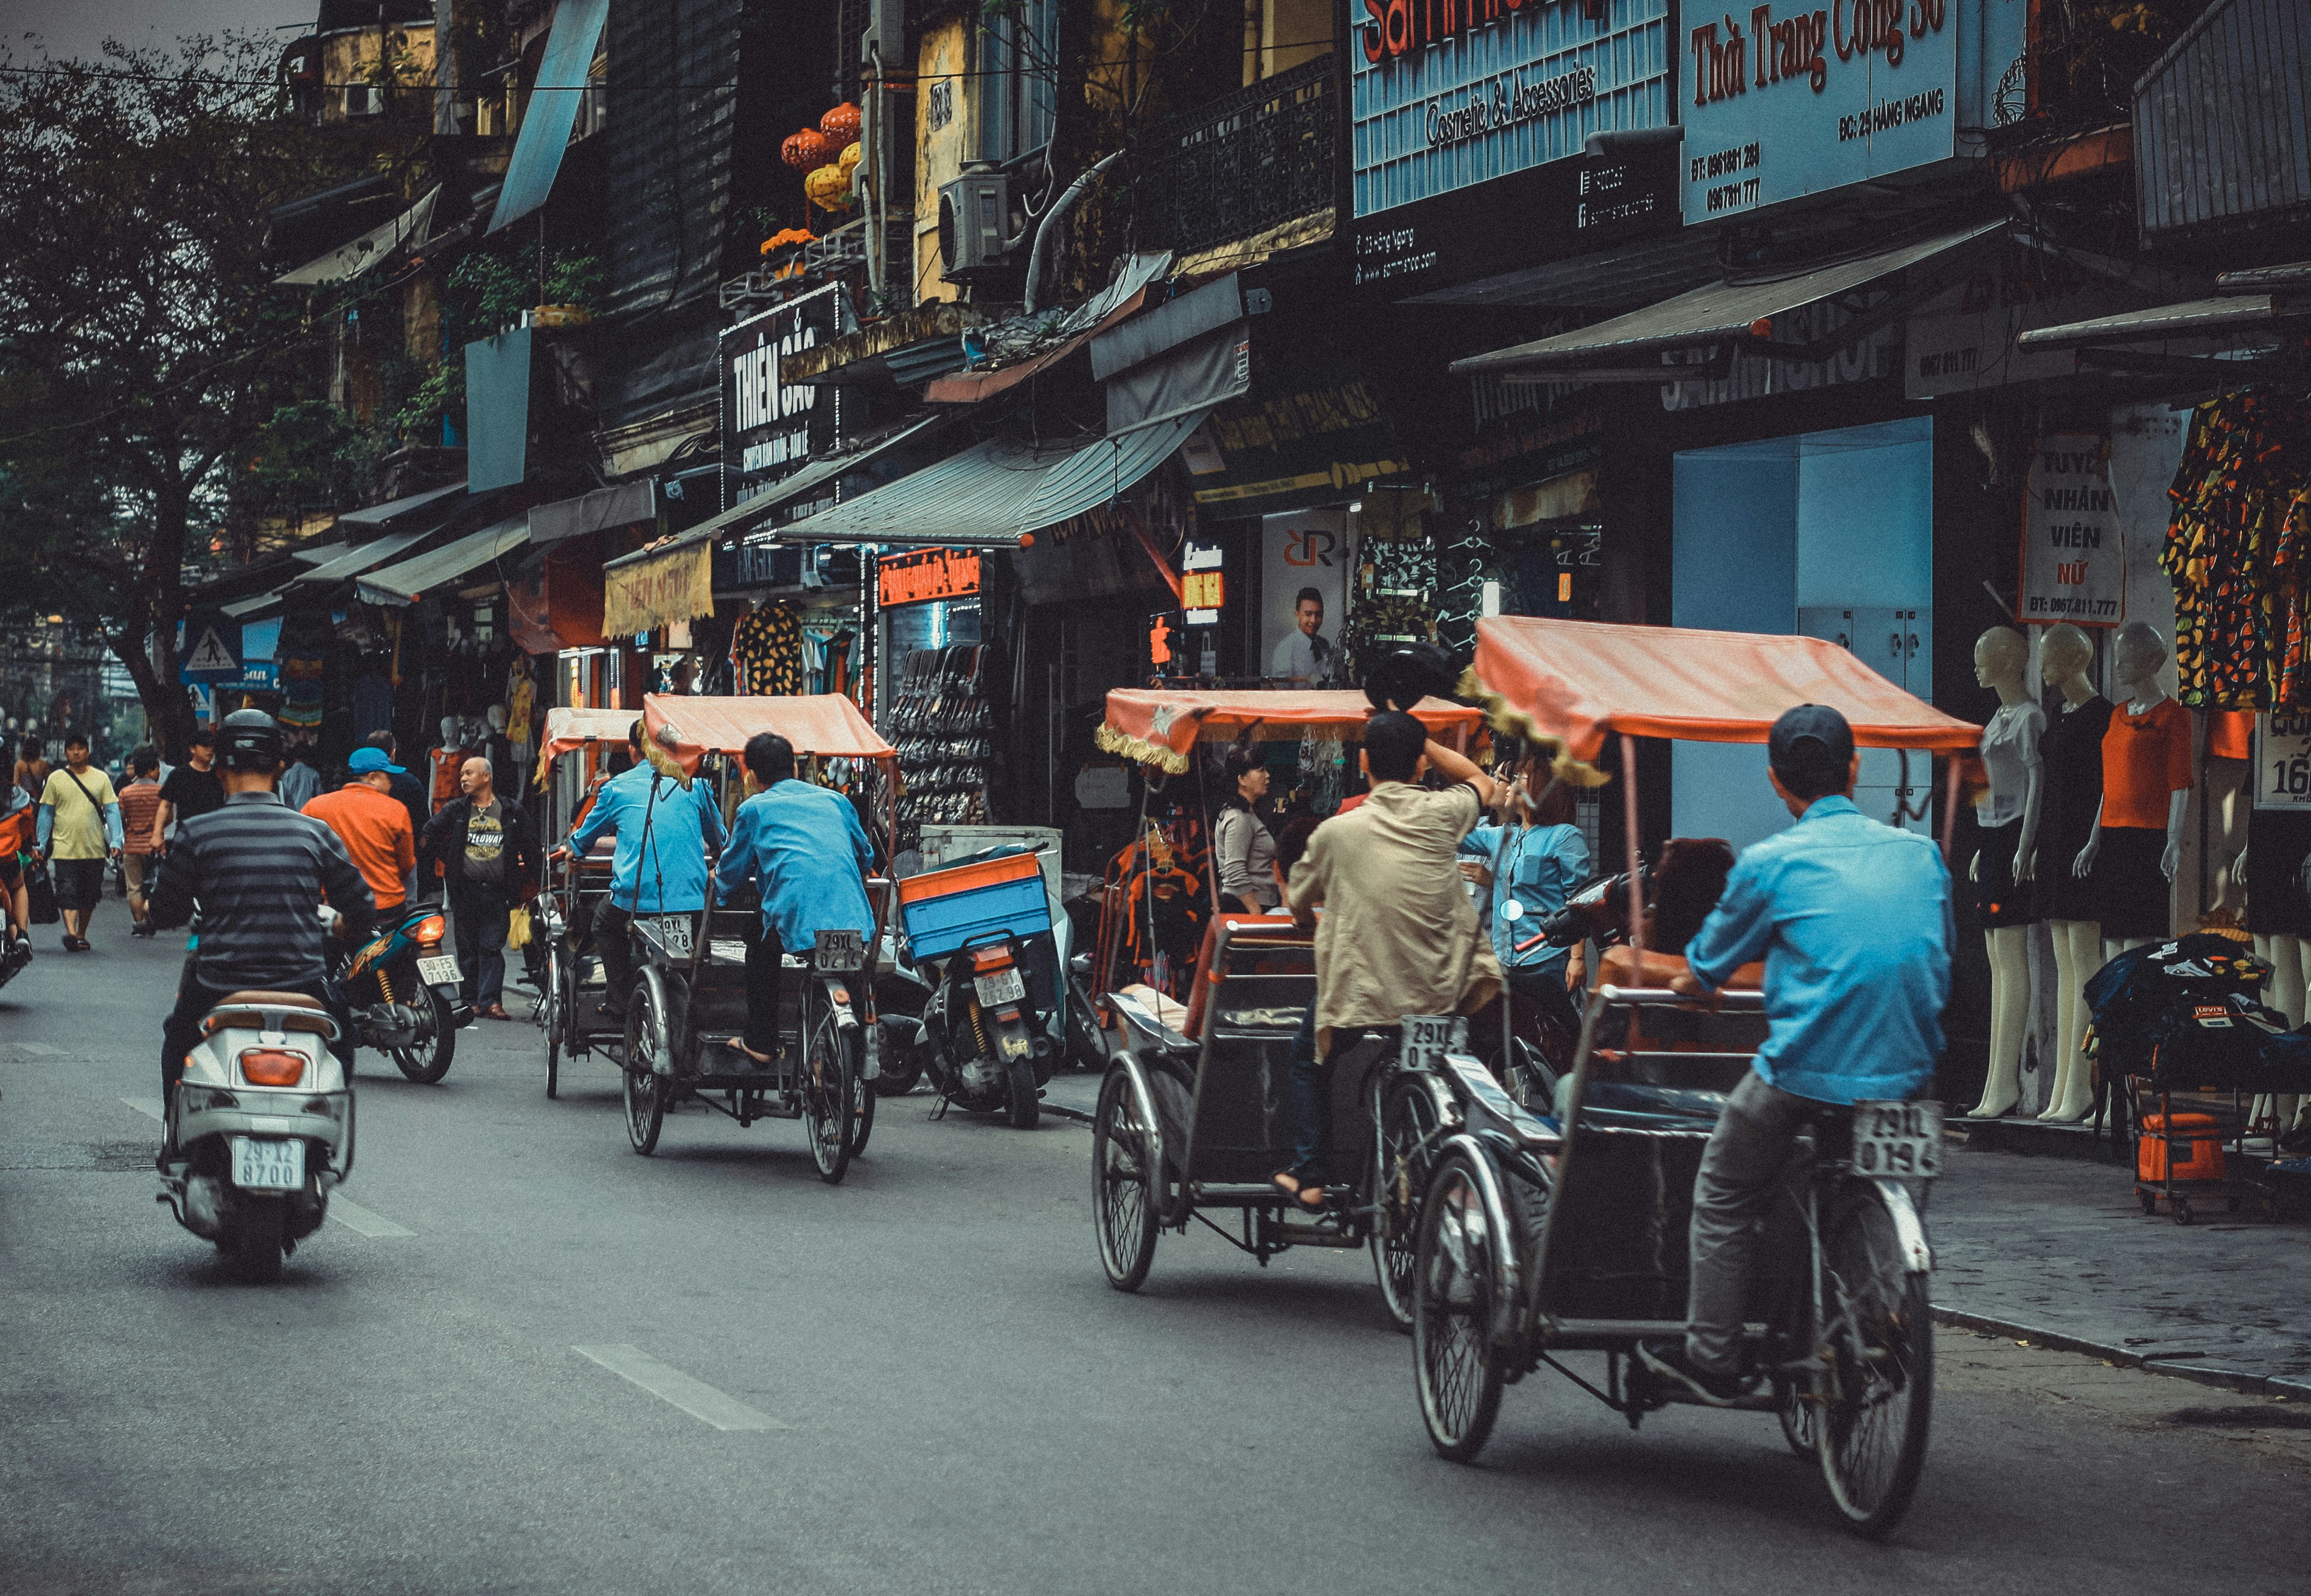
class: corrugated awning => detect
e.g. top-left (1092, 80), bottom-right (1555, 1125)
top-left (274, 187), bottom-right (438, 286)
top-left (1450, 221), bottom-right (2009, 381)
top-left (285, 524), bottom-right (439, 589)
top-left (335, 481), bottom-right (467, 528)
top-left (356, 514), bottom-right (533, 607)
top-left (489, 0), bottom-right (611, 234)
top-left (766, 408), bottom-right (1208, 549)
top-left (2015, 289), bottom-right (2311, 351)
top-left (529, 478), bottom-right (654, 546)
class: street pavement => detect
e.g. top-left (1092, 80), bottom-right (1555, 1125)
top-left (2, 919), bottom-right (2307, 1596)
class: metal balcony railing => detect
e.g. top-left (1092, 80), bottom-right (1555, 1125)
top-left (1133, 55), bottom-right (1336, 259)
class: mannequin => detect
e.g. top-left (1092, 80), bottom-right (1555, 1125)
top-left (2073, 618), bottom-right (2192, 967)
top-left (1966, 627), bottom-right (2045, 1118)
top-left (2237, 713), bottom-right (2311, 1148)
top-left (2030, 624), bottom-right (2112, 1122)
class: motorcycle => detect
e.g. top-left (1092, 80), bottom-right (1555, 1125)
top-left (158, 990), bottom-right (352, 1281)
top-left (907, 931), bottom-right (1055, 1128)
top-left (328, 902), bottom-right (472, 1083)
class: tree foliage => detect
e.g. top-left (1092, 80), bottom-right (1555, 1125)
top-left (0, 35), bottom-right (354, 753)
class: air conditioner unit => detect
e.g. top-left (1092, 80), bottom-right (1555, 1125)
top-left (343, 83), bottom-right (383, 117)
top-left (938, 172), bottom-right (1012, 276)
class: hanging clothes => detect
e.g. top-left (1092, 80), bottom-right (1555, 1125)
top-left (2163, 391), bottom-right (2311, 709)
top-left (729, 602), bottom-right (803, 695)
top-left (505, 665), bottom-right (534, 747)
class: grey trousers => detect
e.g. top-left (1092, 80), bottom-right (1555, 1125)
top-left (1687, 1068), bottom-right (1818, 1374)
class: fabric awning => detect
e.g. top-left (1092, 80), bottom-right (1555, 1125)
top-left (273, 186), bottom-right (439, 287)
top-left (489, 0), bottom-right (611, 234)
top-left (356, 514), bottom-right (533, 607)
top-left (537, 706), bottom-right (638, 763)
top-left (767, 409), bottom-right (1208, 549)
top-left (528, 478), bottom-right (655, 546)
top-left (1098, 689), bottom-right (1483, 774)
top-left (1450, 221), bottom-right (2010, 381)
top-left (1470, 616), bottom-right (1981, 761)
top-left (335, 480), bottom-right (467, 528)
top-left (642, 692), bottom-right (894, 776)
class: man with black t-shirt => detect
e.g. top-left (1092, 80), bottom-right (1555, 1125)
top-left (152, 728), bottom-right (223, 849)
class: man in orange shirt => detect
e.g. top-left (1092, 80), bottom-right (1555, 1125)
top-left (302, 746), bottom-right (417, 915)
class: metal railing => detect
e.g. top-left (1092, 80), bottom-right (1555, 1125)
top-left (1133, 55), bottom-right (1336, 259)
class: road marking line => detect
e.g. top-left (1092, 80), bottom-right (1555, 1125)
top-left (16, 1042), bottom-right (64, 1056)
top-left (124, 1096), bottom-right (410, 1237)
top-left (329, 1196), bottom-right (413, 1238)
top-left (573, 1345), bottom-right (789, 1431)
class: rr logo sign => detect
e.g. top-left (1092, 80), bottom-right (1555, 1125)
top-left (1284, 528), bottom-right (1337, 568)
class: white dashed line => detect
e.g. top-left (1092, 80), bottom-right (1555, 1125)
top-left (15, 1042), bottom-right (64, 1057)
top-left (573, 1345), bottom-right (789, 1430)
top-left (121, 1096), bottom-right (164, 1121)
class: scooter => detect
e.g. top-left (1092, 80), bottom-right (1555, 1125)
top-left (912, 931), bottom-right (1054, 1128)
top-left (158, 990), bottom-right (353, 1281)
top-left (328, 902), bottom-right (473, 1083)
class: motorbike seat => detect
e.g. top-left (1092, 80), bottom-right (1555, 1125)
top-left (218, 989), bottom-right (327, 1010)
top-left (204, 991), bottom-right (335, 1037)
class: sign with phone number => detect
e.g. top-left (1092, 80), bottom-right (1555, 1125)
top-left (2257, 714), bottom-right (2311, 809)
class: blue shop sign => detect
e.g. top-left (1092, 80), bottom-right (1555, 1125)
top-left (1679, 0), bottom-right (2026, 222)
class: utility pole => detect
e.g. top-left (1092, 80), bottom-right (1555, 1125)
top-left (434, 0), bottom-right (458, 136)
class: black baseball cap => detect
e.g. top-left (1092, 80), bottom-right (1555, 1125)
top-left (1768, 703), bottom-right (1854, 775)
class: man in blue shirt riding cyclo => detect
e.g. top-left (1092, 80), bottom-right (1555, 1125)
top-left (568, 719), bottom-right (726, 1023)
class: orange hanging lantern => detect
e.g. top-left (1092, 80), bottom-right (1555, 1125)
top-left (781, 128), bottom-right (834, 171)
top-left (819, 102), bottom-right (861, 145)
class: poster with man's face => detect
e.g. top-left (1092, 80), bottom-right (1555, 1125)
top-left (1261, 509), bottom-right (1348, 686)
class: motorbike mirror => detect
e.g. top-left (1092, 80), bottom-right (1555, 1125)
top-left (1498, 900), bottom-right (1523, 921)
top-left (1069, 952), bottom-right (1092, 975)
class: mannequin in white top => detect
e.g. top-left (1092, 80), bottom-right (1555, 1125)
top-left (1967, 626), bottom-right (2044, 1120)
top-left (2034, 624), bottom-right (2107, 1123)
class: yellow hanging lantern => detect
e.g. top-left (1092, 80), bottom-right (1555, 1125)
top-left (804, 162), bottom-right (852, 211)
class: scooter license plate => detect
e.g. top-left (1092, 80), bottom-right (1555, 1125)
top-left (974, 967), bottom-right (1025, 1006)
top-left (1853, 1100), bottom-right (1944, 1180)
top-left (229, 1135), bottom-right (305, 1192)
top-left (813, 929), bottom-right (863, 970)
top-left (416, 955), bottom-right (461, 987)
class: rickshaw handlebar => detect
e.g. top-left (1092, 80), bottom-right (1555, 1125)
top-left (1595, 984), bottom-right (1768, 1011)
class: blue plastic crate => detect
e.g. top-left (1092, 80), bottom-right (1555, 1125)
top-left (899, 869), bottom-right (1051, 960)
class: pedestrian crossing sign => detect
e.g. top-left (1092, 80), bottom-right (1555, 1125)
top-left (178, 615), bottom-right (245, 682)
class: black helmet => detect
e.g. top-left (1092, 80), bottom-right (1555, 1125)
top-left (1364, 641), bottom-right (1463, 713)
top-left (217, 708), bottom-right (284, 772)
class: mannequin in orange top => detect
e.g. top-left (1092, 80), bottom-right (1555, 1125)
top-left (2071, 621), bottom-right (2194, 1012)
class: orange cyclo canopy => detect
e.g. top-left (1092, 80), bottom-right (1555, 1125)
top-left (535, 706), bottom-right (643, 765)
top-left (1098, 688), bottom-right (1483, 774)
top-left (1471, 616), bottom-right (1981, 759)
top-left (641, 692), bottom-right (895, 779)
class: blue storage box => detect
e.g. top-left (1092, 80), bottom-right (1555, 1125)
top-left (898, 852), bottom-right (1052, 960)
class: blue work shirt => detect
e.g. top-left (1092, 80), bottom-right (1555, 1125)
top-left (568, 762), bottom-right (726, 913)
top-left (1457, 821), bottom-right (1588, 972)
top-left (715, 779), bottom-right (875, 953)
top-left (1686, 795), bottom-right (1952, 1105)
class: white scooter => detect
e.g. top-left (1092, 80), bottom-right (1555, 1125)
top-left (158, 989), bottom-right (354, 1281)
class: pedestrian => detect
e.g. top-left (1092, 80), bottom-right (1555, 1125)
top-left (364, 731), bottom-right (429, 843)
top-left (1213, 742), bottom-right (1281, 913)
top-left (116, 748), bottom-right (166, 937)
top-left (277, 742), bottom-right (322, 812)
top-left (0, 782), bottom-right (35, 970)
top-left (419, 754), bottom-right (540, 1020)
top-left (35, 731), bottom-right (122, 951)
top-left (1456, 751), bottom-right (1590, 1039)
top-left (303, 748), bottom-right (417, 916)
top-left (152, 727), bottom-right (223, 849)
top-left (15, 734), bottom-right (49, 806)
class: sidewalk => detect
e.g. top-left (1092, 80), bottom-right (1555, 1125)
top-left (1932, 1140), bottom-right (2311, 1395)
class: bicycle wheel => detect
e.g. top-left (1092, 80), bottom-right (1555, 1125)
top-left (1372, 1078), bottom-right (1443, 1332)
top-left (1412, 1152), bottom-right (1508, 1463)
top-left (1093, 1062), bottom-right (1160, 1291)
top-left (622, 981), bottom-right (667, 1155)
top-left (845, 1058), bottom-right (876, 1157)
top-left (801, 988), bottom-right (854, 1185)
top-left (1815, 1186), bottom-right (1933, 1537)
top-left (541, 944), bottom-right (564, 1098)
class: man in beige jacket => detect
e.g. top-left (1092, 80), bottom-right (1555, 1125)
top-left (1276, 709), bottom-right (1499, 1205)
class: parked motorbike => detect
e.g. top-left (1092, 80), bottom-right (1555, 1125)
top-left (158, 991), bottom-right (352, 1281)
top-left (328, 902), bottom-right (472, 1083)
top-left (0, 934), bottom-right (32, 996)
top-left (907, 932), bottom-right (1054, 1128)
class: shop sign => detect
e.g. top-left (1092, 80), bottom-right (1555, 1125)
top-left (2256, 715), bottom-right (2311, 810)
top-left (603, 542), bottom-right (714, 636)
top-left (2019, 434), bottom-right (2124, 628)
top-left (1350, 0), bottom-right (1676, 297)
top-left (1679, 0), bottom-right (2024, 223)
top-left (1659, 295), bottom-right (1898, 410)
top-left (1181, 536), bottom-right (1224, 626)
top-left (719, 284), bottom-right (853, 511)
top-left (1904, 260), bottom-right (2145, 399)
top-left (877, 547), bottom-right (980, 608)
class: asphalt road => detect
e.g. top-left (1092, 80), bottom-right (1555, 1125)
top-left (2, 921), bottom-right (2304, 1596)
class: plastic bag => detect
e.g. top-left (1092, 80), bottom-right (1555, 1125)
top-left (506, 906), bottom-right (531, 950)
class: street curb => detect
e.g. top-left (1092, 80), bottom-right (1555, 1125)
top-left (1933, 1304), bottom-right (2311, 1401)
top-left (1042, 1102), bottom-right (1094, 1126)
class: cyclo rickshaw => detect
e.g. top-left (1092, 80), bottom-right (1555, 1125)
top-left (1401, 616), bottom-right (1978, 1538)
top-left (531, 706), bottom-right (650, 1097)
top-left (1084, 686), bottom-right (1491, 1326)
top-left (613, 694), bottom-right (900, 1185)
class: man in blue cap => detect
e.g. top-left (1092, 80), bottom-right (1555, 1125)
top-left (568, 719), bottom-right (724, 1023)
top-left (1641, 703), bottom-right (1953, 1402)
top-left (302, 745), bottom-right (419, 915)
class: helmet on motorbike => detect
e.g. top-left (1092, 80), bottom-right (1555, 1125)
top-left (217, 708), bottom-right (284, 773)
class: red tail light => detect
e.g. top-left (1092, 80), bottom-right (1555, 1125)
top-left (969, 945), bottom-right (1013, 973)
top-left (412, 915), bottom-right (445, 944)
top-left (239, 1048), bottom-right (307, 1087)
